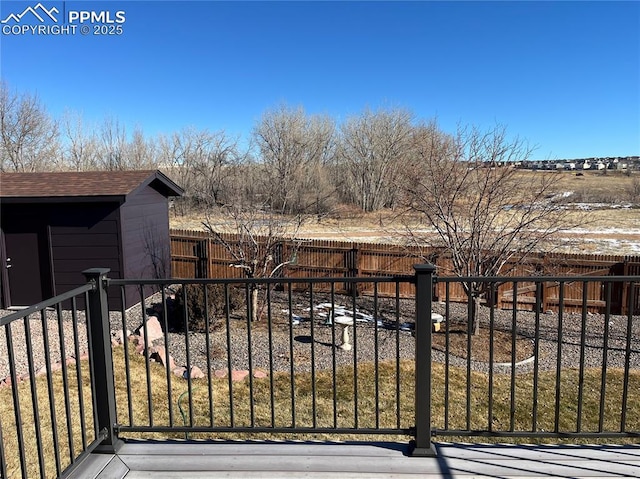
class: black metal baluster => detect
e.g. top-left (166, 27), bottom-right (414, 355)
top-left (576, 281), bottom-right (588, 432)
top-left (532, 282), bottom-right (541, 432)
top-left (352, 282), bottom-right (358, 429)
top-left (599, 281), bottom-right (612, 433)
top-left (466, 284), bottom-right (472, 432)
top-left (310, 283), bottom-right (317, 429)
top-left (509, 281), bottom-right (517, 432)
top-left (182, 284), bottom-right (194, 427)
top-left (374, 282), bottom-right (380, 429)
top-left (225, 283), bottom-right (234, 428)
top-left (267, 284), bottom-right (276, 427)
top-left (554, 282), bottom-right (564, 432)
top-left (246, 282), bottom-right (255, 428)
top-left (120, 286), bottom-right (133, 427)
top-left (395, 280), bottom-right (401, 430)
top-left (70, 297), bottom-right (88, 450)
top-left (40, 309), bottom-right (62, 477)
top-left (488, 282), bottom-right (495, 433)
top-left (139, 288), bottom-right (153, 427)
top-left (161, 288), bottom-right (174, 427)
top-left (444, 281), bottom-right (450, 431)
top-left (56, 303), bottom-right (75, 462)
top-left (331, 281), bottom-right (338, 429)
top-left (203, 284), bottom-right (214, 428)
top-left (84, 290), bottom-right (100, 440)
top-left (620, 282), bottom-right (635, 432)
top-left (288, 283), bottom-right (296, 427)
top-left (6, 323), bottom-right (28, 479)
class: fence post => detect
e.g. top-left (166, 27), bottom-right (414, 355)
top-left (82, 268), bottom-right (123, 453)
top-left (411, 264), bottom-right (437, 457)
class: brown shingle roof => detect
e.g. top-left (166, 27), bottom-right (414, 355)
top-left (0, 170), bottom-right (182, 198)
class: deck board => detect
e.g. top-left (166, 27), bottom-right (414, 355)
top-left (65, 453), bottom-right (114, 479)
top-left (76, 441), bottom-right (640, 479)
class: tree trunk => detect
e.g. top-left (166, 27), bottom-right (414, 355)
top-left (251, 286), bottom-right (259, 322)
top-left (473, 295), bottom-right (481, 336)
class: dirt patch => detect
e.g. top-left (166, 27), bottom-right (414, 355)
top-left (432, 322), bottom-right (535, 363)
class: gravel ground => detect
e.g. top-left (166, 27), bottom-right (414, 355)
top-left (1, 291), bottom-right (639, 380)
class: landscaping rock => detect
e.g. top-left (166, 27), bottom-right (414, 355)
top-left (149, 347), bottom-right (177, 371)
top-left (136, 316), bottom-right (163, 345)
top-left (186, 365), bottom-right (205, 379)
top-left (231, 370), bottom-right (249, 381)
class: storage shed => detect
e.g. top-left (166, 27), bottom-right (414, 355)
top-left (0, 170), bottom-right (183, 309)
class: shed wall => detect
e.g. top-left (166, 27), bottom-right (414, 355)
top-left (49, 203), bottom-right (122, 297)
top-left (120, 185), bottom-right (172, 307)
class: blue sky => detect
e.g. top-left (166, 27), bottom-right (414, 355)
top-left (1, 0), bottom-right (638, 159)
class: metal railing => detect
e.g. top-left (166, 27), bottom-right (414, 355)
top-left (110, 273), bottom-right (416, 439)
top-left (428, 274), bottom-right (639, 445)
top-left (0, 267), bottom-right (638, 478)
top-left (0, 275), bottom-right (106, 479)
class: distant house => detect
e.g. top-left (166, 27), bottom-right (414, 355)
top-left (0, 170), bottom-right (183, 309)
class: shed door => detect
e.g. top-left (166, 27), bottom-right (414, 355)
top-left (3, 226), bottom-right (52, 306)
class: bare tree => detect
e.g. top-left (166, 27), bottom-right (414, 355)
top-left (203, 205), bottom-right (306, 322)
top-left (399, 124), bottom-right (583, 333)
top-left (254, 104), bottom-right (336, 214)
top-left (626, 176), bottom-right (640, 203)
top-left (337, 107), bottom-right (414, 212)
top-left (60, 110), bottom-right (101, 171)
top-left (98, 116), bottom-right (128, 170)
top-left (126, 126), bottom-right (158, 170)
top-left (158, 127), bottom-right (244, 215)
top-left (0, 82), bottom-right (60, 172)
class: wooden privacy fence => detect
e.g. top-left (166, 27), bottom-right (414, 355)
top-left (170, 228), bottom-right (640, 315)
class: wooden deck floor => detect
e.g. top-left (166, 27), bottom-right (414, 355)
top-left (68, 441), bottom-right (640, 478)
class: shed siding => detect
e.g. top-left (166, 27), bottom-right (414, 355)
top-left (120, 186), bottom-right (171, 306)
top-left (49, 203), bottom-right (122, 298)
top-left (120, 186), bottom-right (171, 278)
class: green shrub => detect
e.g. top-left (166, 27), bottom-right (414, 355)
top-left (172, 284), bottom-right (243, 332)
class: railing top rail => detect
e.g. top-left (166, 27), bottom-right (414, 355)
top-left (435, 275), bottom-right (640, 283)
top-left (109, 275), bottom-right (414, 287)
top-left (0, 283), bottom-right (94, 327)
top-left (108, 274), bottom-right (640, 288)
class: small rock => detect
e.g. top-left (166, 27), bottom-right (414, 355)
top-left (185, 366), bottom-right (205, 379)
top-left (231, 370), bottom-right (249, 382)
top-left (253, 370), bottom-right (268, 379)
top-left (65, 357), bottom-right (76, 366)
top-left (172, 366), bottom-right (187, 377)
top-left (214, 369), bottom-right (228, 378)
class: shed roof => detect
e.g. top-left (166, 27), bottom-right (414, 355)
top-left (0, 170), bottom-right (183, 201)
